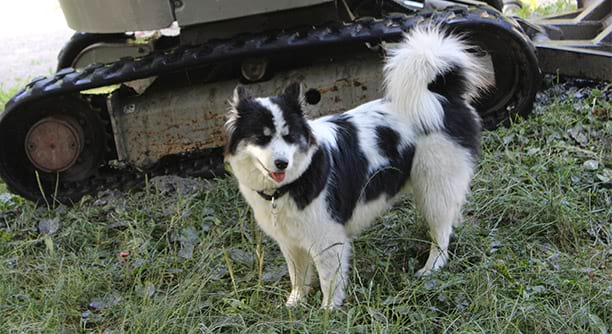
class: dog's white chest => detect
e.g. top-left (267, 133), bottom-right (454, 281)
top-left (240, 186), bottom-right (302, 239)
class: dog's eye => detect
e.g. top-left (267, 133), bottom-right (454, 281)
top-left (253, 134), bottom-right (272, 146)
top-left (283, 134), bottom-right (296, 143)
top-left (256, 133), bottom-right (271, 141)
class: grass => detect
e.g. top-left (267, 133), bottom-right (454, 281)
top-left (0, 0), bottom-right (609, 326)
top-left (0, 79), bottom-right (610, 333)
top-left (517, 0), bottom-right (578, 18)
top-left (0, 84), bottom-right (21, 193)
top-left (0, 85), bottom-right (21, 114)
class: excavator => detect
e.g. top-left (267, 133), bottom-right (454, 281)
top-left (0, 0), bottom-right (609, 203)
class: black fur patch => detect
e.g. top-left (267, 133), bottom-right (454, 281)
top-left (323, 119), bottom-right (415, 223)
top-left (427, 65), bottom-right (468, 101)
top-left (225, 99), bottom-right (276, 155)
top-left (284, 148), bottom-right (330, 209)
top-left (364, 127), bottom-right (415, 201)
top-left (271, 95), bottom-right (315, 149)
top-left (428, 65), bottom-right (481, 156)
top-left (325, 114), bottom-right (369, 224)
top-left (375, 126), bottom-right (401, 161)
top-left (442, 100), bottom-right (481, 157)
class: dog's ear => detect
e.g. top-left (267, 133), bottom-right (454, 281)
top-left (226, 85), bottom-right (250, 141)
top-left (230, 85), bottom-right (250, 108)
top-left (282, 82), bottom-right (305, 107)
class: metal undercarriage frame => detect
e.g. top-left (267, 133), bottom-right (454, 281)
top-left (520, 0), bottom-right (611, 81)
top-left (108, 52), bottom-right (384, 168)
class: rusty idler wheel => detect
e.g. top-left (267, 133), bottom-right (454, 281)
top-left (0, 95), bottom-right (108, 203)
top-left (25, 116), bottom-right (84, 173)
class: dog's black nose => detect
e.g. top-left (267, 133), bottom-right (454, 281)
top-left (274, 159), bottom-right (288, 170)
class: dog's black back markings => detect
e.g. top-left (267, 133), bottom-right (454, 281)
top-left (441, 100), bottom-right (481, 157)
top-left (325, 114), bottom-right (369, 224)
top-left (364, 127), bottom-right (415, 202)
top-left (322, 115), bottom-right (416, 224)
top-left (375, 126), bottom-right (401, 161)
top-left (428, 65), bottom-right (481, 157)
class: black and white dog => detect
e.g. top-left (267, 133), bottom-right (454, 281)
top-left (224, 27), bottom-right (489, 308)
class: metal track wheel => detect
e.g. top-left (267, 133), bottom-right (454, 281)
top-left (0, 96), bottom-right (107, 203)
top-left (445, 11), bottom-right (542, 129)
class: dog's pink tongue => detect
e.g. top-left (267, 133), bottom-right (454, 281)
top-left (271, 172), bottom-right (286, 183)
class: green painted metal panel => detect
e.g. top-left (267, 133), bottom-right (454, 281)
top-left (59, 0), bottom-right (174, 33)
top-left (174, 0), bottom-right (332, 25)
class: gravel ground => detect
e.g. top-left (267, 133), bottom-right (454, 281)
top-left (0, 1), bottom-right (74, 89)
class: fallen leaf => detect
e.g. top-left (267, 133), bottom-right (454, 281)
top-left (583, 160), bottom-right (599, 171)
top-left (107, 221), bottom-right (131, 229)
top-left (592, 106), bottom-right (609, 119)
top-left (262, 265), bottom-right (287, 282)
top-left (526, 147), bottom-right (541, 156)
top-left (151, 175), bottom-right (203, 197)
top-left (38, 218), bottom-right (60, 236)
top-left (0, 193), bottom-right (16, 206)
top-left (568, 126), bottom-right (588, 146)
top-left (229, 248), bottom-right (255, 266)
top-left (89, 293), bottom-right (122, 310)
top-left (174, 226), bottom-right (199, 259)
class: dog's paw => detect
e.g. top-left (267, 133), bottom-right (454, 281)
top-left (285, 298), bottom-right (301, 308)
top-left (415, 267), bottom-right (433, 278)
top-left (320, 302), bottom-right (340, 310)
top-left (285, 290), bottom-right (306, 307)
top-left (417, 251), bottom-right (448, 277)
top-left (320, 296), bottom-right (344, 310)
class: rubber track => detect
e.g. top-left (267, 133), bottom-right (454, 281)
top-left (0, 6), bottom-right (538, 202)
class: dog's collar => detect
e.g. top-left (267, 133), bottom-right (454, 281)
top-left (256, 186), bottom-right (290, 201)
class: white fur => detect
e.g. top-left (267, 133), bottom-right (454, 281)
top-left (384, 26), bottom-right (490, 131)
top-left (410, 133), bottom-right (474, 275)
top-left (226, 27), bottom-right (488, 308)
top-left (237, 182), bottom-right (350, 307)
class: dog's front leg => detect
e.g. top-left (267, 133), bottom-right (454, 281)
top-left (279, 244), bottom-right (314, 307)
top-left (311, 239), bottom-right (351, 309)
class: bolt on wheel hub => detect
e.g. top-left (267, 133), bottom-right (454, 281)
top-left (25, 116), bottom-right (83, 172)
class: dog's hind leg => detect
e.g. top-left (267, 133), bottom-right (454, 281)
top-left (280, 244), bottom-right (315, 307)
top-left (411, 133), bottom-right (475, 276)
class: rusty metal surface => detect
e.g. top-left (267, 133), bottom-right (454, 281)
top-left (108, 53), bottom-right (384, 168)
top-left (25, 116), bottom-right (83, 172)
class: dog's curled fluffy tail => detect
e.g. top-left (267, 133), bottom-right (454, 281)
top-left (383, 26), bottom-right (490, 130)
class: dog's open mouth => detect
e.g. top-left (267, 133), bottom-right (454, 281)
top-left (256, 159), bottom-right (286, 183)
top-left (270, 172), bottom-right (286, 183)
